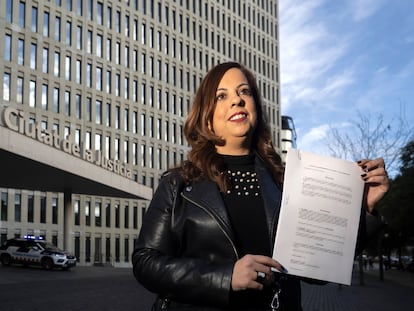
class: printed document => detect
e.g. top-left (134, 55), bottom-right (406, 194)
top-left (272, 149), bottom-right (364, 285)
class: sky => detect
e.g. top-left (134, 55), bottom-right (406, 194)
top-left (278, 0), bottom-right (414, 163)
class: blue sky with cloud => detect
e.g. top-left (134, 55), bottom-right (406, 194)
top-left (279, 0), bottom-right (414, 157)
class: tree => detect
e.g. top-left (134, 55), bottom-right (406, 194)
top-left (325, 106), bottom-right (414, 176)
top-left (325, 106), bottom-right (414, 283)
top-left (378, 140), bottom-right (414, 250)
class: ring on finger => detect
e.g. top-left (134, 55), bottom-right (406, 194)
top-left (256, 271), bottom-right (266, 284)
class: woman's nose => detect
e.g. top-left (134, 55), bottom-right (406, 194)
top-left (231, 92), bottom-right (245, 107)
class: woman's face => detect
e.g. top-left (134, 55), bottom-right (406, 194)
top-left (211, 68), bottom-right (257, 153)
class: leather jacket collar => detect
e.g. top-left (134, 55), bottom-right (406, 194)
top-left (181, 155), bottom-right (283, 249)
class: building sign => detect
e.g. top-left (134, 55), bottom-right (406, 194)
top-left (2, 107), bottom-right (132, 179)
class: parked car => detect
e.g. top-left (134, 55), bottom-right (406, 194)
top-left (0, 236), bottom-right (76, 270)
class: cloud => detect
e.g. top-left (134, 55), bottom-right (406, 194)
top-left (279, 1), bottom-right (352, 112)
top-left (297, 124), bottom-right (330, 152)
top-left (349, 0), bottom-right (386, 22)
top-left (356, 58), bottom-right (414, 111)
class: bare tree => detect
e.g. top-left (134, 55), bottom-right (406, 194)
top-left (325, 103), bottom-right (413, 284)
top-left (325, 104), bottom-right (414, 176)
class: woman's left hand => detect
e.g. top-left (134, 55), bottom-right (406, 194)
top-left (358, 158), bottom-right (390, 213)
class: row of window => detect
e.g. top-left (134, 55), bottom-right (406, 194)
top-left (0, 192), bottom-right (59, 224)
top-left (4, 34), bottom-right (203, 96)
top-left (0, 191), bottom-right (147, 230)
top-left (74, 234), bottom-right (135, 264)
top-left (41, 0), bottom-right (277, 23)
top-left (6, 1), bottom-right (278, 76)
top-left (73, 200), bottom-right (143, 230)
top-left (0, 232), bottom-right (135, 264)
top-left (3, 69), bottom-right (189, 124)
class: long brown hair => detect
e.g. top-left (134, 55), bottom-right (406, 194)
top-left (181, 62), bottom-right (284, 191)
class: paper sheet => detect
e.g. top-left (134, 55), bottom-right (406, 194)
top-left (272, 149), bottom-right (364, 285)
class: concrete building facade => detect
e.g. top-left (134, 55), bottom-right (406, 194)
top-left (0, 0), bottom-right (281, 267)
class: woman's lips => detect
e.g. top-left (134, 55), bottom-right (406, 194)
top-left (229, 112), bottom-right (247, 121)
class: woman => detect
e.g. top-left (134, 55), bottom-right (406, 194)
top-left (132, 62), bottom-right (389, 310)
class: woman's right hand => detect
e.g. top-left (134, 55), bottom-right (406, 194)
top-left (231, 254), bottom-right (285, 291)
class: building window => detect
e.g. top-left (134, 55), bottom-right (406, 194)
top-left (40, 195), bottom-right (46, 223)
top-left (124, 237), bottom-right (129, 262)
top-left (97, 2), bottom-right (103, 25)
top-left (66, 21), bottom-right (72, 45)
top-left (17, 39), bottom-right (24, 65)
top-left (65, 91), bottom-right (70, 116)
top-left (96, 67), bottom-right (102, 90)
top-left (43, 12), bottom-right (49, 37)
top-left (52, 197), bottom-right (58, 224)
top-left (74, 26), bottom-right (82, 50)
top-left (85, 201), bottom-right (91, 226)
top-left (115, 204), bottom-right (120, 228)
top-left (124, 108), bottom-right (129, 131)
top-left (149, 116), bottom-right (154, 137)
top-left (85, 131), bottom-right (91, 149)
top-left (74, 200), bottom-right (80, 225)
top-left (27, 193), bottom-right (34, 223)
top-left (42, 47), bottom-right (49, 73)
top-left (55, 16), bottom-right (61, 41)
top-left (105, 135), bottom-right (110, 157)
top-left (3, 73), bottom-right (10, 101)
top-left (19, 1), bottom-right (25, 28)
top-left (13, 193), bottom-right (21, 222)
top-left (106, 38), bottom-right (111, 61)
top-left (75, 94), bottom-right (81, 118)
top-left (96, 100), bottom-right (102, 124)
top-left (54, 51), bottom-right (60, 77)
top-left (133, 206), bottom-right (138, 229)
top-left (14, 76), bottom-right (22, 102)
top-left (6, 0), bottom-right (12, 23)
top-left (115, 73), bottom-right (120, 96)
top-left (4, 34), bottom-right (11, 62)
top-left (41, 84), bottom-right (48, 110)
top-left (1, 192), bottom-right (8, 221)
top-left (141, 144), bottom-right (146, 167)
top-left (65, 56), bottom-right (71, 81)
top-left (124, 205), bottom-right (129, 229)
top-left (53, 88), bottom-right (59, 113)
top-left (95, 133), bottom-right (102, 152)
top-left (95, 202), bottom-right (101, 227)
top-left (140, 113), bottom-right (146, 135)
top-left (106, 70), bottom-right (111, 93)
top-left (105, 203), bottom-right (111, 227)
top-left (132, 111), bottom-right (137, 133)
top-left (29, 80), bottom-right (36, 107)
top-left (97, 34), bottom-right (103, 58)
top-left (75, 235), bottom-right (80, 261)
top-left (115, 236), bottom-right (120, 262)
top-left (86, 63), bottom-right (92, 87)
top-left (132, 142), bottom-right (137, 165)
top-left (114, 138), bottom-right (120, 160)
top-left (85, 236), bottom-right (91, 262)
top-left (105, 237), bottom-right (110, 262)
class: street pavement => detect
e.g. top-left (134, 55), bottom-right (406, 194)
top-left (0, 265), bottom-right (412, 310)
top-left (301, 268), bottom-right (414, 310)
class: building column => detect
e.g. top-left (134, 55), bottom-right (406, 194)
top-left (63, 188), bottom-right (73, 252)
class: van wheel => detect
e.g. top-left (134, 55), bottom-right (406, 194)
top-left (1, 254), bottom-right (12, 266)
top-left (41, 257), bottom-right (54, 270)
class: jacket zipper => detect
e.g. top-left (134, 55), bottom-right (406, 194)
top-left (181, 193), bottom-right (239, 260)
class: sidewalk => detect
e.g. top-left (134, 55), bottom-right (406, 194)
top-left (301, 269), bottom-right (414, 311)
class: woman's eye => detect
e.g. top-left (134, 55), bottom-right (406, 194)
top-left (239, 88), bottom-right (252, 96)
top-left (216, 93), bottom-right (226, 101)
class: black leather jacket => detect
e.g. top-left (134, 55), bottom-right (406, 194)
top-left (132, 157), bottom-right (382, 310)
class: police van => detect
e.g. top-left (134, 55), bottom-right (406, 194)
top-left (0, 236), bottom-right (77, 270)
